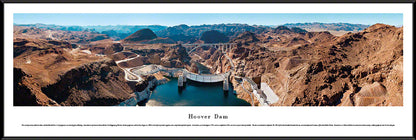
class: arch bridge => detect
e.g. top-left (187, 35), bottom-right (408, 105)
top-left (183, 43), bottom-right (237, 54)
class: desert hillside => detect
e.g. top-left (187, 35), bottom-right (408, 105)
top-left (13, 27), bottom-right (150, 106)
top-left (197, 24), bottom-right (403, 106)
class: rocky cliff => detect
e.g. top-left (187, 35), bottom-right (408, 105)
top-left (14, 58), bottom-right (144, 106)
top-left (14, 68), bottom-right (60, 106)
top-left (203, 24), bottom-right (403, 106)
top-left (200, 30), bottom-right (229, 43)
top-left (40, 59), bottom-right (135, 106)
top-left (13, 36), bottom-right (148, 106)
top-left (88, 39), bottom-right (124, 55)
top-left (123, 28), bottom-right (157, 43)
top-left (14, 26), bottom-right (109, 44)
top-left (117, 44), bottom-right (191, 68)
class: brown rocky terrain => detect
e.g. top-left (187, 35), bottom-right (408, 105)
top-left (14, 68), bottom-right (60, 106)
top-left (141, 37), bottom-right (176, 44)
top-left (14, 26), bottom-right (110, 44)
top-left (40, 59), bottom-right (135, 106)
top-left (190, 46), bottom-right (231, 74)
top-left (87, 39), bottom-right (124, 55)
top-left (155, 23), bottom-right (271, 44)
top-left (111, 51), bottom-right (139, 61)
top-left (14, 38), bottom-right (104, 86)
top-left (200, 30), bottom-right (229, 43)
top-left (14, 57), bottom-right (156, 106)
top-left (283, 23), bottom-right (370, 36)
top-left (202, 24), bottom-right (403, 106)
top-left (13, 30), bottom-right (149, 106)
top-left (122, 28), bottom-right (157, 43)
top-left (115, 44), bottom-right (191, 68)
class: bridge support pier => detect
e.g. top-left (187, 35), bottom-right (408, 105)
top-left (223, 72), bottom-right (230, 91)
top-left (178, 74), bottom-right (184, 87)
top-left (223, 79), bottom-right (229, 91)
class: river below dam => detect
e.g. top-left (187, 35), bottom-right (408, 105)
top-left (144, 78), bottom-right (250, 106)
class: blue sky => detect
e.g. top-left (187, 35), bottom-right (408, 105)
top-left (13, 13), bottom-right (403, 26)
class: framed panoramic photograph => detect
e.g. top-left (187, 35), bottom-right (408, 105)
top-left (2, 1), bottom-right (414, 140)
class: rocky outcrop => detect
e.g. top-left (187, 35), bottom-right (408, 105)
top-left (142, 37), bottom-right (176, 44)
top-left (273, 26), bottom-right (293, 34)
top-left (40, 59), bottom-right (135, 106)
top-left (290, 27), bottom-right (308, 34)
top-left (155, 23), bottom-right (272, 43)
top-left (123, 28), bottom-right (157, 43)
top-left (15, 52), bottom-right (177, 107)
top-left (90, 41), bottom-right (123, 55)
top-left (14, 22), bottom-right (402, 107)
top-left (76, 34), bottom-right (110, 43)
top-left (166, 34), bottom-right (198, 44)
top-left (14, 68), bottom-right (60, 106)
top-left (159, 44), bottom-right (191, 67)
top-left (289, 24), bottom-right (402, 106)
top-left (231, 31), bottom-right (259, 45)
top-left (283, 22), bottom-right (369, 32)
top-left (13, 38), bottom-right (72, 58)
top-left (272, 26), bottom-right (309, 35)
top-left (14, 26), bottom-right (110, 44)
top-left (118, 44), bottom-right (191, 68)
top-left (117, 56), bottom-right (148, 68)
top-left (202, 24), bottom-right (403, 106)
top-left (200, 30), bottom-right (229, 43)
top-left (352, 82), bottom-right (387, 106)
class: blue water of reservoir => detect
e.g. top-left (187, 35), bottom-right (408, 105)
top-left (145, 78), bottom-right (250, 106)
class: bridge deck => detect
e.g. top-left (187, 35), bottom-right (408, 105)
top-left (184, 72), bottom-right (226, 83)
top-left (185, 43), bottom-right (236, 54)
